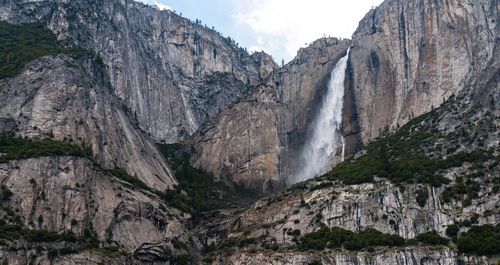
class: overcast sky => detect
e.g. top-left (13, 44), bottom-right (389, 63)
top-left (141, 0), bottom-right (384, 62)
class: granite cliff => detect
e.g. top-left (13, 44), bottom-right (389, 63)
top-left (0, 0), bottom-right (277, 143)
top-left (0, 0), bottom-right (498, 264)
top-left (192, 0), bottom-right (498, 192)
top-left (346, 0), bottom-right (498, 144)
top-left (204, 42), bottom-right (500, 264)
top-left (191, 38), bottom-right (351, 193)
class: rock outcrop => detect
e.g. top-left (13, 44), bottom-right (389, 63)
top-left (206, 43), bottom-right (499, 264)
top-left (191, 38), bottom-right (351, 192)
top-left (0, 156), bottom-right (187, 258)
top-left (0, 0), bottom-right (498, 264)
top-left (346, 0), bottom-right (498, 144)
top-left (191, 0), bottom-right (498, 191)
top-left (0, 0), bottom-right (277, 143)
top-left (0, 54), bottom-right (192, 262)
top-left (0, 55), bottom-right (175, 190)
top-left (212, 249), bottom-right (492, 265)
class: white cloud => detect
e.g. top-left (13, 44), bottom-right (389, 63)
top-left (233, 0), bottom-right (383, 61)
top-left (141, 0), bottom-right (172, 11)
top-left (154, 1), bottom-right (172, 11)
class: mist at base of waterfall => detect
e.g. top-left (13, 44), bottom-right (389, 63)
top-left (291, 50), bottom-right (350, 184)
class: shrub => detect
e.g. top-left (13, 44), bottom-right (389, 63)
top-left (287, 229), bottom-right (301, 237)
top-left (445, 224), bottom-right (460, 238)
top-left (0, 185), bottom-right (13, 201)
top-left (0, 133), bottom-right (91, 163)
top-left (415, 187), bottom-right (429, 207)
top-left (156, 143), bottom-right (250, 218)
top-left (456, 225), bottom-right (500, 256)
top-left (175, 254), bottom-right (192, 265)
top-left (298, 227), bottom-right (404, 251)
top-left (415, 231), bottom-right (448, 245)
top-left (0, 21), bottom-right (86, 79)
top-left (105, 169), bottom-right (150, 192)
top-left (171, 238), bottom-right (187, 250)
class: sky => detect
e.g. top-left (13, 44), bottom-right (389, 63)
top-left (141, 0), bottom-right (384, 63)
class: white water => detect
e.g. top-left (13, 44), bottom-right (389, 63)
top-left (293, 50), bottom-right (350, 183)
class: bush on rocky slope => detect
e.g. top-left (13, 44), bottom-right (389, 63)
top-left (298, 226), bottom-right (406, 251)
top-left (322, 96), bottom-right (497, 187)
top-left (157, 144), bottom-right (253, 220)
top-left (0, 133), bottom-right (92, 163)
top-left (0, 21), bottom-right (87, 79)
top-left (297, 225), bottom-right (500, 256)
top-left (456, 224), bottom-right (500, 256)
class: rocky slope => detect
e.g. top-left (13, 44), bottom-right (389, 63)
top-left (0, 53), bottom-right (198, 263)
top-left (191, 38), bottom-right (351, 193)
top-left (211, 249), bottom-right (491, 265)
top-left (0, 0), bottom-right (277, 143)
top-left (0, 0), bottom-right (498, 264)
top-left (204, 43), bottom-right (499, 264)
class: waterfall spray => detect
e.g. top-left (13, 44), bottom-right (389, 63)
top-left (292, 49), bottom-right (350, 183)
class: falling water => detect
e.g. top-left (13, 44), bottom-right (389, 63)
top-left (292, 49), bottom-right (350, 183)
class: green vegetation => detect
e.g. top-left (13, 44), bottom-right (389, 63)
top-left (105, 168), bottom-right (150, 191)
top-left (321, 102), bottom-right (496, 187)
top-left (0, 218), bottom-right (119, 259)
top-left (0, 219), bottom-right (77, 242)
top-left (286, 228), bottom-right (301, 237)
top-left (0, 133), bottom-right (91, 163)
top-left (441, 176), bottom-right (481, 205)
top-left (218, 237), bottom-right (258, 250)
top-left (456, 224), bottom-right (500, 256)
top-left (297, 226), bottom-right (461, 252)
top-left (298, 226), bottom-right (405, 251)
top-left (157, 144), bottom-right (252, 219)
top-left (415, 187), bottom-right (429, 207)
top-left (175, 254), bottom-right (193, 265)
top-left (0, 21), bottom-right (86, 79)
top-left (0, 185), bottom-right (13, 201)
top-left (445, 224), bottom-right (460, 238)
top-left (415, 231), bottom-right (449, 245)
top-left (295, 224), bottom-right (500, 256)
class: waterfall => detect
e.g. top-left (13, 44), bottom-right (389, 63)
top-left (292, 49), bottom-right (350, 184)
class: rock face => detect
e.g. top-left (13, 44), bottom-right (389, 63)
top-left (0, 0), bottom-right (498, 263)
top-left (0, 156), bottom-right (187, 258)
top-left (0, 55), bottom-right (175, 190)
top-left (238, 179), bottom-right (499, 243)
top-left (0, 249), bottom-right (132, 265)
top-left (0, 0), bottom-right (277, 143)
top-left (210, 43), bottom-right (499, 264)
top-left (191, 0), bottom-right (498, 190)
top-left (191, 38), bottom-right (351, 192)
top-left (212, 249), bottom-right (491, 265)
top-left (346, 0), bottom-right (498, 144)
top-left (0, 55), bottom-right (191, 262)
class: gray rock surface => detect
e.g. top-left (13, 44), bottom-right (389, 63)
top-left (0, 0), bottom-right (498, 264)
top-left (0, 156), bottom-right (187, 256)
top-left (212, 249), bottom-right (492, 265)
top-left (0, 55), bottom-right (175, 190)
top-left (191, 0), bottom-right (498, 191)
top-left (346, 0), bottom-right (498, 144)
top-left (210, 43), bottom-right (499, 264)
top-left (191, 38), bottom-right (351, 192)
top-left (0, 0), bottom-right (277, 143)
